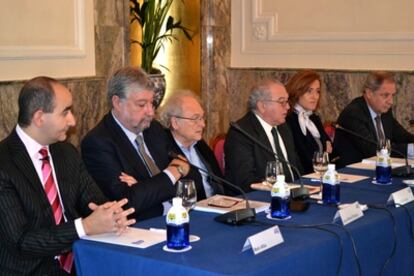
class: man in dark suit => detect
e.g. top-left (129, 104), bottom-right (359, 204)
top-left (334, 71), bottom-right (414, 167)
top-left (81, 67), bottom-right (190, 221)
top-left (225, 79), bottom-right (302, 193)
top-left (0, 77), bottom-right (135, 275)
top-left (158, 90), bottom-right (225, 200)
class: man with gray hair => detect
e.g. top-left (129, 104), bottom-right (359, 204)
top-left (224, 79), bottom-right (302, 193)
top-left (334, 71), bottom-right (414, 167)
top-left (81, 66), bottom-right (190, 221)
top-left (159, 90), bottom-right (225, 200)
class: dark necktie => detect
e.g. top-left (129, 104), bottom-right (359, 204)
top-left (375, 115), bottom-right (385, 142)
top-left (271, 127), bottom-right (294, 181)
top-left (135, 135), bottom-right (160, 176)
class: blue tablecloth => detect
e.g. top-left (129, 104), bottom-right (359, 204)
top-left (74, 168), bottom-right (414, 276)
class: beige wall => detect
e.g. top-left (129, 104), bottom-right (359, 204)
top-left (0, 0), bottom-right (130, 147)
top-left (232, 0), bottom-right (414, 70)
top-left (0, 0), bottom-right (96, 81)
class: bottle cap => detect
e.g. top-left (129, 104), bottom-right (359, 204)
top-left (327, 164), bottom-right (336, 171)
top-left (172, 197), bottom-right (182, 207)
top-left (276, 175), bottom-right (285, 182)
top-left (380, 148), bottom-right (388, 155)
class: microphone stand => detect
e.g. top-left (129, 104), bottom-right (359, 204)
top-left (335, 124), bottom-right (412, 177)
top-left (229, 122), bottom-right (309, 201)
top-left (169, 152), bottom-right (256, 226)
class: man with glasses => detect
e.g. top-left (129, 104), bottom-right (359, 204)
top-left (159, 90), bottom-right (225, 200)
top-left (81, 67), bottom-right (190, 221)
top-left (224, 79), bottom-right (303, 193)
top-left (334, 71), bottom-right (414, 167)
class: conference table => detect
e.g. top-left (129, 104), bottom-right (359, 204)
top-left (74, 166), bottom-right (414, 275)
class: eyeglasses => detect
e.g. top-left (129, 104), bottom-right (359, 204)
top-left (174, 115), bottom-right (206, 123)
top-left (264, 99), bottom-right (290, 107)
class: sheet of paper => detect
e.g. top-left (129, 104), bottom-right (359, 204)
top-left (347, 162), bottom-right (375, 170)
top-left (302, 172), bottom-right (369, 183)
top-left (250, 182), bottom-right (320, 194)
top-left (363, 156), bottom-right (413, 168)
top-left (194, 195), bottom-right (269, 214)
top-left (82, 227), bottom-right (165, 249)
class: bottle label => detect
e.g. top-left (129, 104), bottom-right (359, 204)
top-left (323, 172), bottom-right (338, 185)
top-left (376, 155), bottom-right (391, 168)
top-left (166, 209), bottom-right (189, 225)
top-left (271, 183), bottom-right (290, 198)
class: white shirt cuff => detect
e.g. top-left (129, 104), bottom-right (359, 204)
top-left (75, 218), bottom-right (87, 238)
top-left (163, 169), bottom-right (178, 184)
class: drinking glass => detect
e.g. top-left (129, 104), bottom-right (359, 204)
top-left (176, 179), bottom-right (197, 211)
top-left (312, 151), bottom-right (329, 195)
top-left (265, 161), bottom-right (282, 187)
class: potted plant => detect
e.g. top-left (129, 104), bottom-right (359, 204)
top-left (130, 0), bottom-right (193, 107)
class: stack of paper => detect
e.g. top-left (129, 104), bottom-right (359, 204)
top-left (82, 227), bottom-right (165, 248)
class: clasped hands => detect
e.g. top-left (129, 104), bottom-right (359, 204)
top-left (82, 198), bottom-right (135, 236)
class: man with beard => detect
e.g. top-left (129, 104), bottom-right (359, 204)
top-left (81, 67), bottom-right (189, 221)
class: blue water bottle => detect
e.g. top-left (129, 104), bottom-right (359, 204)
top-left (270, 175), bottom-right (290, 219)
top-left (166, 197), bottom-right (190, 250)
top-left (375, 148), bottom-right (392, 185)
top-left (322, 164), bottom-right (340, 205)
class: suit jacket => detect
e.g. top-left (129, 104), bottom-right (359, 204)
top-left (286, 112), bottom-right (332, 174)
top-left (0, 129), bottom-right (106, 275)
top-left (224, 111), bottom-right (303, 193)
top-left (334, 96), bottom-right (414, 167)
top-left (166, 130), bottom-right (225, 200)
top-left (81, 113), bottom-right (176, 221)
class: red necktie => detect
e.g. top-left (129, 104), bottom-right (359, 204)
top-left (39, 147), bottom-right (73, 273)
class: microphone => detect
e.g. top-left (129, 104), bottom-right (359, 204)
top-left (334, 124), bottom-right (412, 177)
top-left (168, 151), bottom-right (256, 225)
top-left (229, 122), bottom-right (309, 202)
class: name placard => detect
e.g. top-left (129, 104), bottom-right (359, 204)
top-left (335, 202), bottom-right (364, 225)
top-left (242, 226), bottom-right (284, 255)
top-left (388, 187), bottom-right (414, 207)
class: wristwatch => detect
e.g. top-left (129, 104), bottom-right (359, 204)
top-left (177, 165), bottom-right (185, 176)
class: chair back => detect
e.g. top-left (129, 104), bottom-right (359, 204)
top-left (210, 134), bottom-right (226, 174)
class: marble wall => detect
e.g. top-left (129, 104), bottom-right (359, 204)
top-left (0, 0), bottom-right (130, 147)
top-left (0, 0), bottom-right (412, 147)
top-left (201, 0), bottom-right (414, 143)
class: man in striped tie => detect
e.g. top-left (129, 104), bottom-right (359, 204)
top-left (0, 77), bottom-right (136, 275)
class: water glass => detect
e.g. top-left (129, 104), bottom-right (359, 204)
top-left (312, 151), bottom-right (329, 195)
top-left (176, 179), bottom-right (197, 211)
top-left (265, 161), bottom-right (283, 186)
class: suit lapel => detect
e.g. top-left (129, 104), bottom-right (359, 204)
top-left (104, 114), bottom-right (151, 178)
top-left (8, 130), bottom-right (55, 221)
top-left (278, 124), bottom-right (293, 160)
top-left (194, 143), bottom-right (224, 195)
top-left (49, 144), bottom-right (73, 219)
top-left (361, 98), bottom-right (379, 141)
top-left (248, 112), bottom-right (275, 160)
